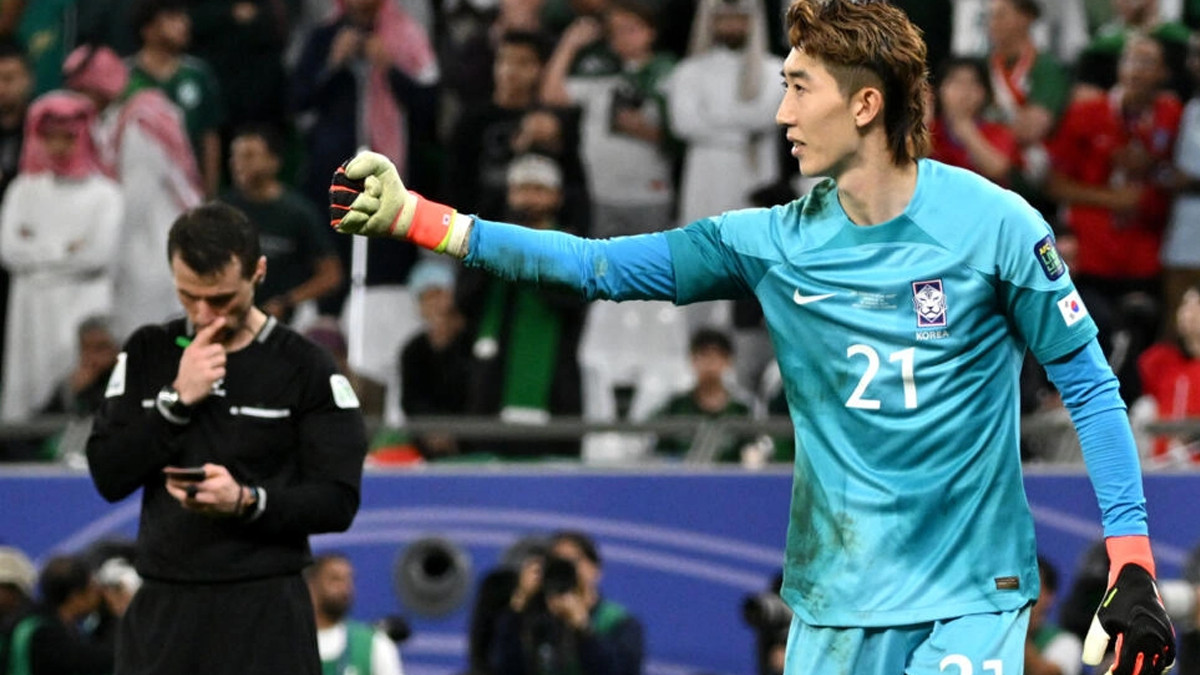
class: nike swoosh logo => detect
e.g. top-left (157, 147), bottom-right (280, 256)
top-left (793, 290), bottom-right (836, 305)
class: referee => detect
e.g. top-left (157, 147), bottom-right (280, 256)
top-left (86, 202), bottom-right (368, 674)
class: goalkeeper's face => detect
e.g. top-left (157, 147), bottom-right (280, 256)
top-left (172, 253), bottom-right (265, 346)
top-left (775, 48), bottom-right (869, 180)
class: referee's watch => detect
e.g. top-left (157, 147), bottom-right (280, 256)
top-left (156, 386), bottom-right (192, 425)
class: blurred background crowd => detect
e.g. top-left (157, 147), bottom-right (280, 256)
top-left (1, 0), bottom-right (1200, 467)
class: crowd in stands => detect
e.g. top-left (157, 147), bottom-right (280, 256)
top-left (3, 0), bottom-right (1200, 465)
top-left (2, 535), bottom-right (1199, 674)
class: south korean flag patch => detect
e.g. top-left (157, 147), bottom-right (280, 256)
top-left (330, 374), bottom-right (361, 409)
top-left (1057, 290), bottom-right (1089, 327)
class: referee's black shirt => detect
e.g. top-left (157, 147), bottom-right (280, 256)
top-left (86, 316), bottom-right (368, 583)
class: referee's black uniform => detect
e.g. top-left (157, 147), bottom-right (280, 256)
top-left (86, 316), bottom-right (368, 675)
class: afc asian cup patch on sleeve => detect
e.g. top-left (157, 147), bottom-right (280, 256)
top-left (105, 352), bottom-right (127, 398)
top-left (330, 374), bottom-right (360, 409)
top-left (1034, 234), bottom-right (1065, 281)
top-left (1057, 290), bottom-right (1089, 327)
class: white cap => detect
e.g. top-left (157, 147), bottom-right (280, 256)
top-left (0, 547), bottom-right (37, 597)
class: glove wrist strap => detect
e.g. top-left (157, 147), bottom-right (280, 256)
top-left (403, 192), bottom-right (468, 257)
top-left (1107, 534), bottom-right (1156, 580)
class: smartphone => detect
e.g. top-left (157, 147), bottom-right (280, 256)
top-left (163, 466), bottom-right (206, 482)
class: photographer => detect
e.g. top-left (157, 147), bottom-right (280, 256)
top-left (1181, 545), bottom-right (1200, 675)
top-left (743, 573), bottom-right (789, 675)
top-left (306, 552), bottom-right (405, 675)
top-left (489, 531), bottom-right (644, 675)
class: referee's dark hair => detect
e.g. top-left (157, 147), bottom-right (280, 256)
top-left (38, 555), bottom-right (92, 610)
top-left (168, 202), bottom-right (262, 279)
top-left (549, 531), bottom-right (601, 566)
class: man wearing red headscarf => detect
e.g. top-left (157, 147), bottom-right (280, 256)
top-left (62, 44), bottom-right (203, 340)
top-left (0, 91), bottom-right (123, 422)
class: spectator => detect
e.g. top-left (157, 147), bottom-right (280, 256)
top-left (85, 202), bottom-right (369, 675)
top-left (1048, 33), bottom-right (1182, 399)
top-left (540, 0), bottom-right (677, 239)
top-left (0, 38), bottom-right (31, 197)
top-left (448, 30), bottom-right (551, 218)
top-left (1179, 543), bottom-right (1200, 675)
top-left (929, 56), bottom-right (1021, 185)
top-left (0, 38), bottom-right (32, 398)
top-left (435, 0), bottom-right (500, 130)
top-left (666, 0), bottom-right (783, 225)
top-left (1026, 556), bottom-right (1083, 675)
top-left (456, 154), bottom-right (586, 456)
top-left (292, 0), bottom-right (438, 196)
top-left (985, 0), bottom-right (1072, 197)
top-left (39, 315), bottom-right (120, 417)
top-left (10, 0), bottom-right (81, 95)
top-left (1163, 31), bottom-right (1200, 332)
top-left (91, 554), bottom-right (140, 648)
top-left (951, 0), bottom-right (1089, 66)
top-left (652, 327), bottom-right (756, 463)
top-left (1136, 283), bottom-right (1200, 463)
top-left (292, 0), bottom-right (439, 318)
top-left (1076, 0), bottom-right (1191, 98)
top-left (223, 124), bottom-right (343, 324)
top-left (398, 259), bottom-right (473, 458)
top-left (62, 43), bottom-right (203, 339)
top-left (186, 0), bottom-right (291, 136)
top-left (489, 531), bottom-right (644, 675)
top-left (0, 91), bottom-right (122, 423)
top-left (2, 555), bottom-right (114, 675)
top-left (127, 0), bottom-right (226, 197)
top-left (306, 552), bottom-right (405, 675)
top-left (0, 546), bottom-right (36, 631)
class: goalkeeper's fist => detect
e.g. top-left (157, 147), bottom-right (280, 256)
top-left (1083, 538), bottom-right (1176, 675)
top-left (328, 152), bottom-right (470, 256)
top-left (329, 151), bottom-right (413, 238)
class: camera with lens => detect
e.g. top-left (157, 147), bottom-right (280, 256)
top-left (541, 555), bottom-right (579, 598)
top-left (743, 591), bottom-right (793, 633)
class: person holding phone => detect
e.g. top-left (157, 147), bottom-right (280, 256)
top-left (85, 202), bottom-right (369, 675)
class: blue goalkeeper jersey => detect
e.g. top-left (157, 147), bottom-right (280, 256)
top-left (464, 159), bottom-right (1133, 627)
top-left (664, 160), bottom-right (1096, 626)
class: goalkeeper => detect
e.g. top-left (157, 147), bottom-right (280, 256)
top-left (330, 0), bottom-right (1175, 671)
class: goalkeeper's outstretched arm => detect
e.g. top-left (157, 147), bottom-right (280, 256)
top-left (329, 151), bottom-right (679, 302)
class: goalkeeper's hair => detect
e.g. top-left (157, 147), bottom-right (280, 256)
top-left (785, 0), bottom-right (930, 166)
top-left (167, 202), bottom-right (262, 279)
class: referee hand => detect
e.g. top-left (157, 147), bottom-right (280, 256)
top-left (164, 463), bottom-right (244, 517)
top-left (174, 318), bottom-right (227, 405)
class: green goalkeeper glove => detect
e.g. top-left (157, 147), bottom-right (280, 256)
top-left (328, 151), bottom-right (470, 257)
top-left (1082, 536), bottom-right (1176, 675)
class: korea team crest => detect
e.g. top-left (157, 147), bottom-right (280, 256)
top-left (912, 280), bottom-right (948, 328)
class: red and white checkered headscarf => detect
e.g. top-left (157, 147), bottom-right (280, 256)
top-left (20, 91), bottom-right (103, 179)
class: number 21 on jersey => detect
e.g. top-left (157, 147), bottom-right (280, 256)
top-left (845, 344), bottom-right (918, 410)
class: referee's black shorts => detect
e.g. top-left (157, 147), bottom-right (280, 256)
top-left (116, 574), bottom-right (320, 675)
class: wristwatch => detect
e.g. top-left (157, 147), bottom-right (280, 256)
top-left (156, 386), bottom-right (192, 425)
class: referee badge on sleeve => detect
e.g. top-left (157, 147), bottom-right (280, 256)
top-left (105, 353), bottom-right (127, 398)
top-left (330, 374), bottom-right (360, 409)
top-left (1057, 290), bottom-right (1089, 327)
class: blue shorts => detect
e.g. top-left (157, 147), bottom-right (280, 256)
top-left (783, 605), bottom-right (1031, 675)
